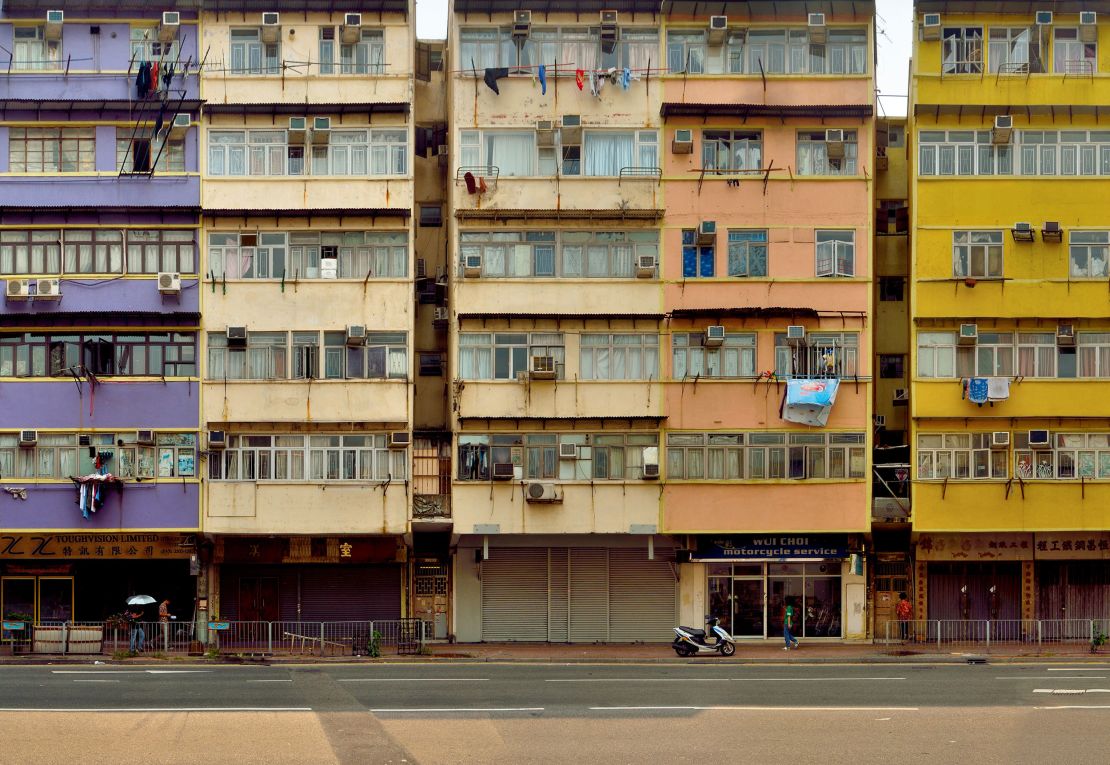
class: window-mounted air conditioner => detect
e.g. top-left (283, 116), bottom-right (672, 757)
top-left (6, 279), bottom-right (30, 301)
top-left (893, 388), bottom-right (909, 403)
top-left (491, 462), bottom-right (515, 480)
top-left (433, 306), bottom-right (449, 322)
top-left (560, 115), bottom-right (582, 144)
top-left (559, 442), bottom-right (578, 460)
top-left (226, 326), bottom-right (247, 346)
top-left (1080, 12), bottom-right (1098, 42)
top-left (874, 415), bottom-right (886, 428)
top-left (463, 253), bottom-right (482, 277)
top-left (992, 115), bottom-right (1013, 144)
top-left (288, 116), bottom-right (307, 142)
top-left (35, 278), bottom-right (60, 300)
top-left (168, 113), bottom-right (190, 139)
top-left (1056, 324), bottom-right (1076, 346)
top-left (526, 482), bottom-right (562, 503)
top-left (1042, 221), bottom-right (1063, 242)
top-left (208, 431), bottom-right (227, 449)
top-left (786, 325), bottom-right (806, 344)
top-left (991, 431), bottom-right (1011, 448)
top-left (529, 355), bottom-right (557, 379)
top-left (45, 10), bottom-right (64, 40)
top-left (389, 432), bottom-right (411, 449)
top-left (600, 10), bottom-right (619, 26)
top-left (513, 9), bottom-right (532, 39)
top-left (642, 446), bottom-right (659, 479)
top-left (19, 430), bottom-right (38, 446)
top-left (260, 12), bottom-right (281, 43)
top-left (1028, 429), bottom-right (1050, 447)
top-left (636, 254), bottom-right (656, 278)
top-left (311, 117), bottom-right (331, 144)
top-left (808, 12), bottom-right (827, 44)
top-left (345, 325), bottom-right (367, 346)
top-left (921, 13), bottom-right (942, 41)
top-left (825, 128), bottom-right (845, 158)
top-left (704, 325), bottom-right (726, 348)
top-left (1012, 221), bottom-right (1035, 242)
top-left (708, 15), bottom-right (728, 45)
top-left (341, 13), bottom-right (363, 43)
top-left (671, 128), bottom-right (693, 154)
top-left (160, 12), bottom-right (180, 42)
top-left (1035, 10), bottom-right (1053, 26)
top-left (136, 429), bottom-right (156, 445)
top-left (158, 272), bottom-right (181, 295)
top-left (536, 119), bottom-right (556, 147)
top-left (958, 323), bottom-right (979, 345)
top-left (697, 220), bottom-right (717, 245)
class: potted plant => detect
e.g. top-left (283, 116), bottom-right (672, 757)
top-left (1092, 630), bottom-right (1107, 654)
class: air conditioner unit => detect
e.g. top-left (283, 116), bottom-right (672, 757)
top-left (286, 116), bottom-right (307, 144)
top-left (526, 482), bottom-right (562, 503)
top-left (389, 432), bottom-right (411, 449)
top-left (992, 115), bottom-right (1013, 144)
top-left (226, 326), bottom-right (247, 346)
top-left (345, 325), bottom-right (367, 345)
top-left (1012, 221), bottom-right (1035, 242)
top-left (560, 115), bottom-right (582, 144)
top-left (464, 253), bottom-right (482, 277)
top-left (1056, 324), bottom-right (1076, 346)
top-left (513, 9), bottom-right (532, 38)
top-left (874, 415), bottom-right (886, 428)
top-left (921, 13), bottom-right (942, 40)
top-left (708, 15), bottom-right (728, 45)
top-left (808, 12), bottom-right (827, 44)
top-left (136, 429), bottom-right (156, 445)
top-left (6, 279), bottom-right (30, 301)
top-left (697, 221), bottom-right (717, 245)
top-left (825, 128), bottom-right (845, 158)
top-left (491, 462), bottom-right (515, 480)
top-left (536, 120), bottom-right (555, 147)
top-left (1042, 221), bottom-right (1063, 242)
top-left (167, 113), bottom-right (190, 139)
top-left (260, 12), bottom-right (281, 43)
top-left (958, 323), bottom-right (978, 345)
top-left (786, 325), bottom-right (806, 344)
top-left (19, 430), bottom-right (38, 447)
top-left (1080, 12), bottom-right (1098, 41)
top-left (35, 278), bottom-right (60, 300)
top-left (600, 10), bottom-right (619, 26)
top-left (991, 431), bottom-right (1010, 448)
top-left (671, 128), bottom-right (694, 154)
top-left (433, 306), bottom-right (449, 322)
top-left (529, 355), bottom-right (557, 379)
top-left (160, 12), bottom-right (181, 41)
top-left (45, 10), bottom-right (63, 40)
top-left (1035, 10), bottom-right (1053, 26)
top-left (1028, 429), bottom-right (1050, 447)
top-left (311, 117), bottom-right (331, 144)
top-left (158, 272), bottom-right (181, 295)
top-left (79, 434), bottom-right (92, 447)
top-left (636, 254), bottom-right (656, 278)
top-left (642, 446), bottom-right (659, 479)
top-left (704, 325), bottom-right (725, 348)
top-left (559, 442), bottom-right (578, 460)
top-left (893, 388), bottom-right (909, 403)
top-left (341, 13), bottom-right (363, 43)
top-left (208, 430), bottom-right (227, 449)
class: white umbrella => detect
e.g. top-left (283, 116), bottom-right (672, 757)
top-left (126, 595), bottom-right (156, 605)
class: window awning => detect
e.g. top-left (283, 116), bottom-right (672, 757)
top-left (204, 102), bottom-right (409, 117)
top-left (0, 100), bottom-right (204, 118)
top-left (661, 1), bottom-right (873, 16)
top-left (661, 102), bottom-right (873, 120)
top-left (456, 208), bottom-right (664, 222)
top-left (456, 0), bottom-right (659, 15)
top-left (202, 208), bottom-right (411, 219)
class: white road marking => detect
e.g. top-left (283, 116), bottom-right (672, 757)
top-left (339, 678), bottom-right (488, 683)
top-left (1032, 689), bottom-right (1110, 695)
top-left (589, 706), bottom-right (920, 712)
top-left (1047, 667), bottom-right (1110, 671)
top-left (547, 677), bottom-right (904, 683)
top-left (0, 707), bottom-right (311, 713)
top-left (246, 679), bottom-right (293, 683)
top-left (72, 680), bottom-right (120, 683)
top-left (370, 707), bottom-right (544, 713)
top-left (51, 670), bottom-right (212, 675)
top-left (996, 676), bottom-right (1106, 680)
top-left (1035, 705), bottom-right (1110, 710)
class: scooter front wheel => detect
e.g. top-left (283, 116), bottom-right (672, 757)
top-left (719, 641), bottom-right (736, 657)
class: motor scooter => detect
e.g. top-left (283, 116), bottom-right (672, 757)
top-left (672, 615), bottom-right (736, 657)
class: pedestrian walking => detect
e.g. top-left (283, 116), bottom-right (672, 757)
top-left (783, 597), bottom-right (800, 650)
top-left (158, 598), bottom-right (172, 650)
top-left (896, 592), bottom-right (912, 641)
top-left (127, 609), bottom-right (145, 653)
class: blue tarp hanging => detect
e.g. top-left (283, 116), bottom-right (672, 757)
top-left (782, 379), bottom-right (840, 427)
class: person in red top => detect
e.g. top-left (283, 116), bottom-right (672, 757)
top-left (896, 592), bottom-right (913, 642)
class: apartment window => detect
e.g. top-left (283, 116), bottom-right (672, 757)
top-left (419, 352), bottom-right (444, 376)
top-left (666, 431), bottom-right (865, 480)
top-left (419, 205), bottom-right (443, 228)
top-left (1054, 28), bottom-right (1097, 74)
top-left (969, 332), bottom-right (1014, 376)
top-left (1070, 231), bottom-right (1110, 278)
top-left (330, 332), bottom-right (407, 379)
top-left (61, 230), bottom-right (123, 274)
top-left (339, 29), bottom-right (385, 74)
top-left (0, 229), bottom-right (194, 275)
top-left (0, 331), bottom-right (196, 377)
top-left (682, 229), bottom-right (715, 278)
top-left (879, 354), bottom-right (905, 379)
top-left (1017, 332), bottom-right (1057, 378)
top-left (1014, 432), bottom-right (1110, 480)
top-left (130, 26), bottom-right (178, 62)
top-left (702, 130), bottom-right (762, 174)
top-left (600, 28), bottom-right (657, 70)
top-left (879, 276), bottom-right (904, 301)
top-left (458, 432), bottom-right (657, 482)
top-left (459, 230), bottom-right (657, 279)
top-left (672, 333), bottom-right (756, 379)
top-left (579, 334), bottom-right (659, 380)
top-left (942, 27), bottom-right (984, 74)
top-left (207, 330), bottom-right (405, 380)
top-left (460, 130), bottom-right (534, 176)
top-left (775, 333), bottom-right (859, 379)
top-left (13, 26), bottom-right (60, 70)
top-left (815, 230), bottom-right (855, 277)
top-left (125, 230), bottom-right (196, 274)
top-left (725, 230), bottom-right (768, 277)
top-left (0, 231), bottom-right (60, 274)
top-left (918, 130), bottom-right (1014, 176)
top-left (953, 230), bottom-right (1003, 278)
top-left (0, 432), bottom-right (195, 481)
top-left (209, 433), bottom-right (405, 482)
top-left (9, 128), bottom-right (95, 173)
top-left (458, 27), bottom-right (505, 70)
top-left (916, 332), bottom-right (956, 378)
top-left (797, 130), bottom-right (857, 176)
top-left (813, 29), bottom-right (868, 74)
top-left (457, 332), bottom-right (564, 380)
top-left (917, 433), bottom-right (1007, 480)
top-left (209, 129), bottom-right (407, 177)
top-left (1079, 333), bottom-right (1110, 378)
top-left (116, 131), bottom-right (185, 174)
top-left (208, 131), bottom-right (282, 176)
top-left (747, 29), bottom-right (805, 74)
top-left (988, 27), bottom-right (1042, 73)
top-left (319, 27), bottom-right (336, 74)
top-left (229, 28), bottom-right (280, 75)
top-left (583, 131), bottom-right (657, 176)
top-left (667, 30), bottom-right (706, 73)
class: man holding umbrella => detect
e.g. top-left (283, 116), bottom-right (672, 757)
top-left (125, 595), bottom-right (156, 653)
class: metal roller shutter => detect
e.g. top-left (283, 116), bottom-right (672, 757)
top-left (548, 548), bottom-right (569, 642)
top-left (569, 548), bottom-right (609, 642)
top-left (481, 547), bottom-right (549, 641)
top-left (608, 548), bottom-right (678, 642)
top-left (300, 565), bottom-right (402, 621)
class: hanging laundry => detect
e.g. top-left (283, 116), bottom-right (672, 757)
top-left (987, 376), bottom-right (1010, 401)
top-left (163, 63), bottom-right (175, 89)
top-left (150, 62), bottom-right (160, 95)
top-left (478, 176), bottom-right (488, 194)
top-left (575, 69), bottom-right (584, 90)
top-left (538, 64), bottom-right (547, 95)
top-left (782, 379), bottom-right (840, 427)
top-left (153, 105), bottom-right (166, 137)
top-left (967, 377), bottom-right (989, 405)
top-left (589, 70), bottom-right (602, 97)
top-left (483, 66), bottom-right (509, 94)
top-left (607, 67), bottom-right (620, 85)
top-left (464, 171), bottom-right (478, 194)
top-left (621, 67), bottom-right (632, 90)
top-left (135, 62), bottom-right (150, 98)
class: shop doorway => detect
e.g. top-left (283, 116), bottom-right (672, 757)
top-left (238, 577), bottom-right (280, 621)
top-left (1, 576), bottom-right (73, 623)
top-left (707, 562), bottom-right (843, 639)
top-left (412, 560), bottom-right (449, 639)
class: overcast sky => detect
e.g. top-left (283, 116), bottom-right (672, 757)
top-left (416, 0), bottom-right (912, 117)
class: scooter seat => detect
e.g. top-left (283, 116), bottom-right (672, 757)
top-left (679, 626), bottom-right (706, 638)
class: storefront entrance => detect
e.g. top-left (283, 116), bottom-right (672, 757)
top-left (1, 576), bottom-right (73, 623)
top-left (708, 561), bottom-right (843, 639)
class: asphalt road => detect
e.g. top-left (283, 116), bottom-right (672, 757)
top-left (3, 661), bottom-right (1110, 764)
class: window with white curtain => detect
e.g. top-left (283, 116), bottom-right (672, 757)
top-left (667, 30), bottom-right (706, 72)
top-left (459, 230), bottom-right (656, 279)
top-left (583, 131), bottom-right (657, 175)
top-left (210, 231), bottom-right (406, 280)
top-left (953, 230), bottom-right (1003, 278)
top-left (341, 29), bottom-right (385, 74)
top-left (458, 332), bottom-right (565, 380)
top-left (916, 332), bottom-right (957, 379)
top-left (1017, 332), bottom-right (1057, 378)
top-left (667, 431), bottom-right (865, 480)
top-left (209, 129), bottom-right (405, 177)
top-left (797, 130), bottom-right (858, 176)
top-left (579, 334), bottom-right (659, 380)
top-left (230, 28), bottom-right (280, 74)
top-left (703, 130), bottom-right (762, 173)
top-left (988, 27), bottom-right (1042, 73)
top-left (1070, 231), bottom-right (1110, 278)
top-left (672, 333), bottom-right (755, 379)
top-left (207, 330), bottom-right (406, 380)
top-left (209, 433), bottom-right (405, 482)
top-left (1054, 28), bottom-right (1097, 74)
top-left (13, 27), bottom-right (60, 70)
top-left (482, 131), bottom-right (535, 176)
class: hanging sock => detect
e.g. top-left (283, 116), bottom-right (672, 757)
top-left (621, 67), bottom-right (631, 90)
top-left (575, 69), bottom-right (584, 90)
top-left (478, 176), bottom-right (488, 194)
top-left (483, 66), bottom-right (509, 94)
top-left (538, 64), bottom-right (547, 95)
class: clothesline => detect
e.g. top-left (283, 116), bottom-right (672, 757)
top-left (452, 61), bottom-right (667, 75)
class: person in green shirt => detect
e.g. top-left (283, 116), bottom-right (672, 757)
top-left (783, 597), bottom-right (800, 650)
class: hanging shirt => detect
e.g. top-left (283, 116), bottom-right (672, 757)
top-left (621, 67), bottom-right (632, 90)
top-left (575, 69), bottom-right (584, 90)
top-left (483, 67), bottom-right (509, 95)
top-left (987, 377), bottom-right (1010, 401)
top-left (538, 64), bottom-right (547, 95)
top-left (150, 62), bottom-right (160, 95)
top-left (967, 377), bottom-right (989, 405)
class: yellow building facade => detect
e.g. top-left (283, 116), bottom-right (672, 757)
top-left (910, 1), bottom-right (1110, 625)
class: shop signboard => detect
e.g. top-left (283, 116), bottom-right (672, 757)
top-left (916, 533), bottom-right (1033, 561)
top-left (207, 622), bottom-right (230, 631)
top-left (0, 534), bottom-right (193, 560)
top-left (693, 535), bottom-right (849, 561)
top-left (1033, 532), bottom-right (1110, 560)
top-left (1, 621), bottom-right (25, 631)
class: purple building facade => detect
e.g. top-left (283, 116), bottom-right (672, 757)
top-left (0, 2), bottom-right (201, 625)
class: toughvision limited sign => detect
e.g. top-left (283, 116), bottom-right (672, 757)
top-left (694, 535), bottom-right (850, 561)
